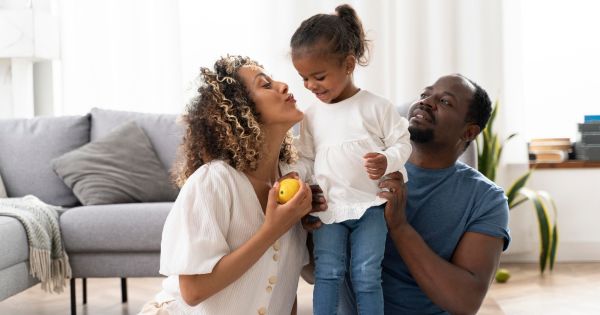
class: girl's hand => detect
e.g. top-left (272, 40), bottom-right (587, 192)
top-left (377, 171), bottom-right (408, 231)
top-left (364, 152), bottom-right (387, 180)
top-left (301, 184), bottom-right (327, 231)
top-left (264, 180), bottom-right (313, 237)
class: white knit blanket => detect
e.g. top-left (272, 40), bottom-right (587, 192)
top-left (0, 195), bottom-right (72, 293)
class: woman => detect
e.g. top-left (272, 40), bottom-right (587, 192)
top-left (140, 55), bottom-right (313, 315)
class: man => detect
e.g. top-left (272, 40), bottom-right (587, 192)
top-left (325, 74), bottom-right (510, 314)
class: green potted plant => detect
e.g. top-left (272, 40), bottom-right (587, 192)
top-left (476, 101), bottom-right (558, 274)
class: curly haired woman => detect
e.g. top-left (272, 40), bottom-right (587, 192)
top-left (140, 55), bottom-right (314, 315)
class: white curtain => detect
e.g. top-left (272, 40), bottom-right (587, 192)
top-left (353, 0), bottom-right (503, 107)
top-left (54, 0), bottom-right (504, 116)
top-left (56, 0), bottom-right (183, 115)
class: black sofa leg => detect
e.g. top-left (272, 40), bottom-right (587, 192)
top-left (82, 278), bottom-right (87, 304)
top-left (70, 278), bottom-right (77, 315)
top-left (121, 278), bottom-right (128, 303)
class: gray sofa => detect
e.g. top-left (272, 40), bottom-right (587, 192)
top-left (0, 108), bottom-right (183, 315)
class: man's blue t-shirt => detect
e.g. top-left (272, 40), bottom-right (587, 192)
top-left (382, 161), bottom-right (511, 315)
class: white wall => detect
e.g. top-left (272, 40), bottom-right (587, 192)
top-left (502, 165), bottom-right (600, 262)
top-left (502, 0), bottom-right (600, 143)
top-left (519, 0), bottom-right (600, 140)
top-left (498, 0), bottom-right (600, 263)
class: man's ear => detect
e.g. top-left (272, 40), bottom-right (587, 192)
top-left (462, 124), bottom-right (481, 142)
top-left (344, 55), bottom-right (356, 74)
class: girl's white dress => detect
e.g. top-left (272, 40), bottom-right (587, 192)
top-left (297, 89), bottom-right (411, 224)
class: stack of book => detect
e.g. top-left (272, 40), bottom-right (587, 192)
top-left (575, 115), bottom-right (600, 161)
top-left (529, 138), bottom-right (572, 163)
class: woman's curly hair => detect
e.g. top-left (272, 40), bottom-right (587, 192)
top-left (173, 55), bottom-right (297, 187)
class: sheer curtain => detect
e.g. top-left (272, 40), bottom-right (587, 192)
top-left (56, 0), bottom-right (183, 115)
top-left (54, 0), bottom-right (504, 116)
top-left (179, 0), bottom-right (503, 111)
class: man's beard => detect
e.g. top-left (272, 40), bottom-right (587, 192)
top-left (409, 126), bottom-right (434, 143)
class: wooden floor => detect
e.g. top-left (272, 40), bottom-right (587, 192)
top-left (1, 263), bottom-right (599, 314)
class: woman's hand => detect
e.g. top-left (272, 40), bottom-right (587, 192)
top-left (280, 172), bottom-right (326, 232)
top-left (377, 171), bottom-right (408, 231)
top-left (263, 179), bottom-right (312, 237)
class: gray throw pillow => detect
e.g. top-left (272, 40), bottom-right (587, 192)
top-left (52, 121), bottom-right (179, 205)
top-left (90, 108), bottom-right (183, 173)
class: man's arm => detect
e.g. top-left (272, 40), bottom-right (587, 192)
top-left (379, 172), bottom-right (504, 315)
top-left (390, 227), bottom-right (503, 315)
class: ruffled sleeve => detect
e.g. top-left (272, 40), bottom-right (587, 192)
top-left (375, 101), bottom-right (412, 181)
top-left (291, 118), bottom-right (316, 182)
top-left (159, 162), bottom-right (232, 275)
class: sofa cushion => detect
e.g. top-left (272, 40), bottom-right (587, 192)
top-left (0, 115), bottom-right (90, 206)
top-left (52, 122), bottom-right (178, 205)
top-left (0, 172), bottom-right (6, 198)
top-left (0, 217), bottom-right (29, 270)
top-left (60, 202), bottom-right (171, 253)
top-left (90, 108), bottom-right (183, 173)
top-left (0, 262), bottom-right (38, 302)
top-left (67, 253), bottom-right (160, 278)
top-left (0, 262), bottom-right (39, 301)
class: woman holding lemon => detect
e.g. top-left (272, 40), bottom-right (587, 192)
top-left (140, 55), bottom-right (314, 315)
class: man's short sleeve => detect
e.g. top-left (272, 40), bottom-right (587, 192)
top-left (466, 186), bottom-right (511, 250)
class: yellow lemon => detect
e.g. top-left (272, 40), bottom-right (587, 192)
top-left (495, 268), bottom-right (510, 283)
top-left (277, 178), bottom-right (301, 204)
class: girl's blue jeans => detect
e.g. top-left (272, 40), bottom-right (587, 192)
top-left (312, 205), bottom-right (387, 315)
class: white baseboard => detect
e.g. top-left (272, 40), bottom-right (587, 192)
top-left (501, 241), bottom-right (600, 263)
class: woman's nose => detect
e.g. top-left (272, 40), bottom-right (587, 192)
top-left (279, 82), bottom-right (289, 94)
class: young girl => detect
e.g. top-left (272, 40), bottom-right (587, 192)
top-left (291, 5), bottom-right (411, 315)
top-left (140, 55), bottom-right (313, 315)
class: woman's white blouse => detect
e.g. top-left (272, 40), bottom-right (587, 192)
top-left (297, 90), bottom-right (411, 224)
top-left (157, 160), bottom-right (308, 315)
